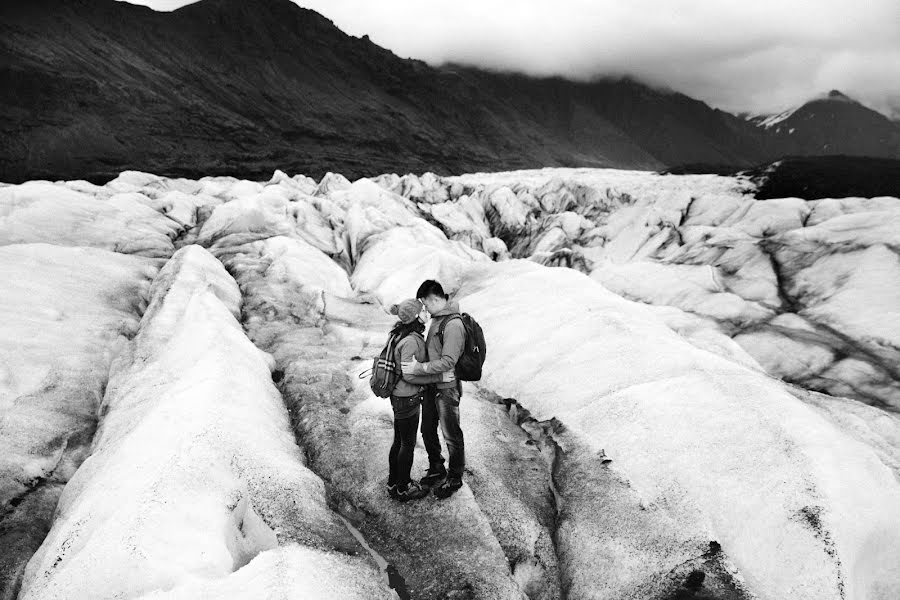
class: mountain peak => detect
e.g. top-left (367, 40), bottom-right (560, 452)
top-left (810, 89), bottom-right (858, 105)
top-left (174, 0), bottom-right (335, 28)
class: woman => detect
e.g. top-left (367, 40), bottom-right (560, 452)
top-left (386, 298), bottom-right (444, 502)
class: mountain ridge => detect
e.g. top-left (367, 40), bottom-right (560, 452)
top-left (1, 0), bottom-right (898, 182)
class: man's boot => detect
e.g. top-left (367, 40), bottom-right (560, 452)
top-left (420, 463), bottom-right (447, 487)
top-left (434, 476), bottom-right (463, 499)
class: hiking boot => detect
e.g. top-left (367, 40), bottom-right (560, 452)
top-left (433, 476), bottom-right (463, 500)
top-left (420, 464), bottom-right (447, 487)
top-left (387, 484), bottom-right (399, 500)
top-left (394, 481), bottom-right (429, 502)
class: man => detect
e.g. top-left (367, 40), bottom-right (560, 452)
top-left (401, 279), bottom-right (465, 499)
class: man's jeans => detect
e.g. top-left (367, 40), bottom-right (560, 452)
top-left (421, 384), bottom-right (465, 478)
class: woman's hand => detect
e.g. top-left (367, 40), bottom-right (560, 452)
top-left (441, 370), bottom-right (456, 383)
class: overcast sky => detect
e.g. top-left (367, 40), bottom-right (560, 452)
top-left (129, 0), bottom-right (900, 118)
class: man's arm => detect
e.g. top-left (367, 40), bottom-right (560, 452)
top-left (405, 372), bottom-right (443, 384)
top-left (397, 337), bottom-right (442, 384)
top-left (412, 319), bottom-right (464, 375)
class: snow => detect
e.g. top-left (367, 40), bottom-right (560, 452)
top-left (806, 197), bottom-right (900, 226)
top-left (141, 546), bottom-right (393, 600)
top-left (733, 315), bottom-right (837, 381)
top-left (797, 246), bottom-right (900, 359)
top-left (430, 169), bottom-right (899, 409)
top-left (316, 172), bottom-right (352, 196)
top-left (105, 171), bottom-right (205, 197)
top-left (425, 194), bottom-right (492, 247)
top-left (441, 267), bottom-right (900, 598)
top-left (682, 193), bottom-right (752, 227)
top-left (448, 168), bottom-right (754, 201)
top-left (642, 304), bottom-right (764, 372)
top-left (0, 183), bottom-right (180, 257)
top-left (17, 245), bottom-right (391, 600)
top-left (779, 209), bottom-right (900, 248)
top-left (196, 189), bottom-right (341, 257)
top-left (481, 236), bottom-right (510, 261)
top-left (751, 107), bottom-right (799, 129)
top-left (592, 260), bottom-right (775, 326)
top-left (729, 197), bottom-right (809, 236)
top-left (0, 244), bottom-right (157, 507)
top-left (217, 235), bottom-right (353, 324)
top-left (151, 190), bottom-right (223, 228)
top-left (0, 243), bottom-right (159, 594)
top-left (4, 166), bottom-right (900, 600)
top-left (341, 183), bottom-right (900, 599)
top-left (265, 170), bottom-right (318, 196)
top-left (484, 186), bottom-right (530, 235)
top-left (214, 215), bottom-right (555, 598)
top-left (351, 226), bottom-right (489, 302)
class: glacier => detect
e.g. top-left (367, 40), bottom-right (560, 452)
top-left (1, 167), bottom-right (899, 600)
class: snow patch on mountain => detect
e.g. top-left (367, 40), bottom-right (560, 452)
top-left (751, 107), bottom-right (799, 129)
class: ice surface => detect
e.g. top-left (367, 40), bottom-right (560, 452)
top-left (0, 244), bottom-right (157, 506)
top-left (343, 177), bottom-right (900, 599)
top-left (806, 197), bottom-right (900, 226)
top-left (17, 246), bottom-right (390, 600)
top-left (217, 233), bottom-right (556, 599)
top-left (794, 246), bottom-right (900, 360)
top-left (0, 243), bottom-right (158, 595)
top-left (423, 194), bottom-right (492, 248)
top-left (4, 167), bottom-right (900, 600)
top-left (592, 260), bottom-right (775, 326)
top-left (395, 169), bottom-right (900, 409)
top-left (360, 243), bottom-right (900, 599)
top-left (0, 183), bottom-right (180, 257)
top-left (140, 545), bottom-right (393, 600)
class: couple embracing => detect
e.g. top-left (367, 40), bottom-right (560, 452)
top-left (385, 279), bottom-right (467, 502)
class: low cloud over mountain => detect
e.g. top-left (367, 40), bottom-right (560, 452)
top-left (129, 0), bottom-right (900, 118)
top-left (2, 0), bottom-right (898, 182)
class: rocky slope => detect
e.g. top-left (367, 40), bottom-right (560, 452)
top-left (2, 0), bottom-right (898, 184)
top-left (742, 156), bottom-right (900, 200)
top-left (745, 91), bottom-right (900, 158)
top-left (2, 168), bottom-right (900, 600)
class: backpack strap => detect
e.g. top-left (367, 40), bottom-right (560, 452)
top-left (436, 314), bottom-right (463, 346)
top-left (390, 329), bottom-right (421, 370)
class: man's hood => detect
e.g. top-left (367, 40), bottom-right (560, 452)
top-left (431, 300), bottom-right (460, 318)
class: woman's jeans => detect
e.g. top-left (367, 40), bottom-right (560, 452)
top-left (388, 395), bottom-right (422, 487)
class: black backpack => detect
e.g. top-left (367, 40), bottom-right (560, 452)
top-left (438, 313), bottom-right (487, 381)
top-left (366, 331), bottom-right (411, 398)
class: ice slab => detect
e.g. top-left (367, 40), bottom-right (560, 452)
top-left (18, 246), bottom-right (389, 600)
top-left (0, 182), bottom-right (180, 257)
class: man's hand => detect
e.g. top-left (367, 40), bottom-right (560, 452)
top-left (401, 359), bottom-right (418, 376)
top-left (441, 370), bottom-right (456, 383)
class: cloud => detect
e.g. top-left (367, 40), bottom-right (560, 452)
top-left (129, 0), bottom-right (900, 117)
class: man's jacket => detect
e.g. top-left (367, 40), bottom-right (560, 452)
top-left (412, 301), bottom-right (465, 390)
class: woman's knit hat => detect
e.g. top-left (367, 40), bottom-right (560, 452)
top-left (390, 298), bottom-right (423, 324)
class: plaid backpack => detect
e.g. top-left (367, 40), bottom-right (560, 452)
top-left (366, 331), bottom-right (408, 398)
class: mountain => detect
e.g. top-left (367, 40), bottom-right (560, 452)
top-left (0, 0), bottom-right (897, 183)
top-left (745, 90), bottom-right (900, 158)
